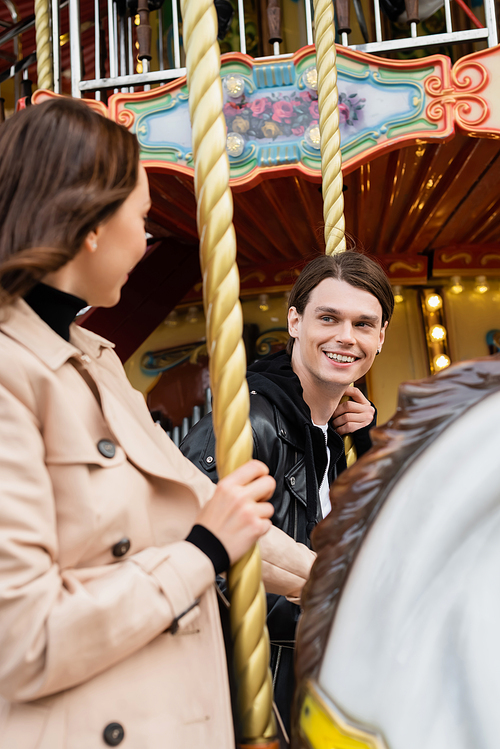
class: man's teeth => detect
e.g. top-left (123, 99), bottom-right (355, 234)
top-left (326, 352), bottom-right (356, 363)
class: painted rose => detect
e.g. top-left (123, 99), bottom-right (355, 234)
top-left (272, 100), bottom-right (294, 123)
top-left (308, 101), bottom-right (319, 119)
top-left (292, 125), bottom-right (305, 136)
top-left (232, 116), bottom-right (250, 134)
top-left (299, 91), bottom-right (311, 101)
top-left (339, 103), bottom-right (350, 121)
top-left (223, 102), bottom-right (239, 117)
top-left (250, 97), bottom-right (272, 116)
top-left (261, 120), bottom-right (282, 138)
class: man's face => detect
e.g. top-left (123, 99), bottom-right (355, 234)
top-left (288, 277), bottom-right (387, 392)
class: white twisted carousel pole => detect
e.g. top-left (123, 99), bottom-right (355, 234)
top-left (313, 0), bottom-right (357, 465)
top-left (313, 0), bottom-right (345, 255)
top-left (179, 0), bottom-right (277, 744)
top-left (35, 0), bottom-right (53, 90)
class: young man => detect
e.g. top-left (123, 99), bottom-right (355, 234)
top-left (180, 251), bottom-right (394, 734)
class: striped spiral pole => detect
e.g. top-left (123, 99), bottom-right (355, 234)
top-left (313, 0), bottom-right (346, 255)
top-left (179, 0), bottom-right (277, 743)
top-left (35, 0), bottom-right (53, 90)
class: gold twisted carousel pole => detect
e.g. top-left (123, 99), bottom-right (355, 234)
top-left (179, 0), bottom-right (277, 744)
top-left (313, 0), bottom-right (357, 465)
top-left (35, 0), bottom-right (53, 90)
top-left (313, 0), bottom-right (345, 255)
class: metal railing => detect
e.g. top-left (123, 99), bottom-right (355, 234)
top-left (1, 0), bottom-right (498, 103)
top-left (153, 387), bottom-right (212, 447)
top-left (66, 0), bottom-right (497, 98)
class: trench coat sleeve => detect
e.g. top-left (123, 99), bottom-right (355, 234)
top-left (259, 525), bottom-right (315, 602)
top-left (0, 383), bottom-right (216, 703)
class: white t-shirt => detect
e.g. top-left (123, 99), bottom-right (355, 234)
top-left (312, 421), bottom-right (331, 518)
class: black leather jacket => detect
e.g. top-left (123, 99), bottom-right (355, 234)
top-left (182, 391), bottom-right (347, 545)
top-left (180, 350), bottom-right (375, 734)
top-left (181, 351), bottom-right (374, 547)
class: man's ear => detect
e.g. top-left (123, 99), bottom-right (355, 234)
top-left (287, 306), bottom-right (300, 339)
top-left (378, 320), bottom-right (388, 353)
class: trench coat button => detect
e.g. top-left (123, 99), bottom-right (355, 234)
top-left (80, 353), bottom-right (91, 364)
top-left (103, 723), bottom-right (124, 746)
top-left (97, 439), bottom-right (116, 459)
top-left (290, 477), bottom-right (296, 486)
top-left (280, 428), bottom-right (286, 437)
top-left (206, 456), bottom-right (214, 464)
top-left (112, 538), bottom-right (131, 557)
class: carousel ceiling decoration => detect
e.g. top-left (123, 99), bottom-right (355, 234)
top-left (33, 45), bottom-right (500, 268)
top-left (34, 44), bottom-right (500, 187)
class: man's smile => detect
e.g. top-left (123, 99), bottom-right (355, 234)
top-left (324, 351), bottom-right (361, 365)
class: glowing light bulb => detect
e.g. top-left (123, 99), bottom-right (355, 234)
top-left (449, 275), bottom-right (463, 295)
top-left (434, 354), bottom-right (451, 371)
top-left (226, 132), bottom-right (245, 158)
top-left (186, 306), bottom-right (199, 324)
top-left (303, 66), bottom-right (318, 91)
top-left (430, 324), bottom-right (446, 342)
top-left (164, 310), bottom-right (178, 327)
top-left (304, 123), bottom-right (320, 150)
top-left (393, 285), bottom-right (404, 304)
top-left (426, 293), bottom-right (443, 311)
top-left (223, 74), bottom-right (245, 99)
top-left (474, 275), bottom-right (489, 294)
top-left (258, 294), bottom-right (269, 312)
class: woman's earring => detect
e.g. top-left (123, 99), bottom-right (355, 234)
top-left (91, 240), bottom-right (98, 251)
top-left (376, 349), bottom-right (381, 355)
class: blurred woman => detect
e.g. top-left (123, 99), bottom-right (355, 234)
top-left (0, 97), bottom-right (314, 748)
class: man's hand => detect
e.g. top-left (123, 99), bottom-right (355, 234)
top-left (331, 386), bottom-right (375, 436)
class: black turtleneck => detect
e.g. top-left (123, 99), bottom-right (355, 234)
top-left (24, 282), bottom-right (87, 342)
top-left (23, 281), bottom-right (230, 575)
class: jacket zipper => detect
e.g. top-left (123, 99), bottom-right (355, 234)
top-left (293, 451), bottom-right (298, 541)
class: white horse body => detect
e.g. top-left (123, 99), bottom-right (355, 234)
top-left (319, 389), bottom-right (500, 749)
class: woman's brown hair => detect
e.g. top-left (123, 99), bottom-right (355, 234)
top-left (286, 252), bottom-right (394, 354)
top-left (0, 97), bottom-right (140, 306)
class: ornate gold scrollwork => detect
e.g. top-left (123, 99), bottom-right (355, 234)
top-left (439, 252), bottom-right (472, 264)
top-left (480, 254), bottom-right (500, 266)
top-left (274, 268), bottom-right (301, 283)
top-left (388, 261), bottom-right (423, 274)
top-left (240, 271), bottom-right (267, 284)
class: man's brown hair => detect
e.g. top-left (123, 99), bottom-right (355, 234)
top-left (286, 252), bottom-right (394, 355)
top-left (0, 97), bottom-right (140, 306)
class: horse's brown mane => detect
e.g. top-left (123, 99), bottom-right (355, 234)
top-left (293, 355), bottom-right (500, 745)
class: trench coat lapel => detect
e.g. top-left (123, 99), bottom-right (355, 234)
top-left (1, 300), bottom-right (202, 494)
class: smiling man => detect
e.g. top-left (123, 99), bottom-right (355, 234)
top-left (180, 251), bottom-right (394, 736)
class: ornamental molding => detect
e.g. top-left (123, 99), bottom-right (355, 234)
top-left (33, 45), bottom-right (500, 190)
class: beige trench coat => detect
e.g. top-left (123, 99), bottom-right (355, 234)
top-left (0, 300), bottom-right (315, 749)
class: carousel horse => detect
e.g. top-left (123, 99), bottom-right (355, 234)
top-left (294, 354), bottom-right (500, 749)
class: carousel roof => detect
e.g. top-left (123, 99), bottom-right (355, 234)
top-left (147, 131), bottom-right (500, 264)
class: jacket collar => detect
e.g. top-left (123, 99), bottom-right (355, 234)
top-left (0, 298), bottom-right (114, 370)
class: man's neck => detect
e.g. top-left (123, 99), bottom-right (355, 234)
top-left (292, 361), bottom-right (346, 424)
top-left (304, 386), bottom-right (343, 425)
